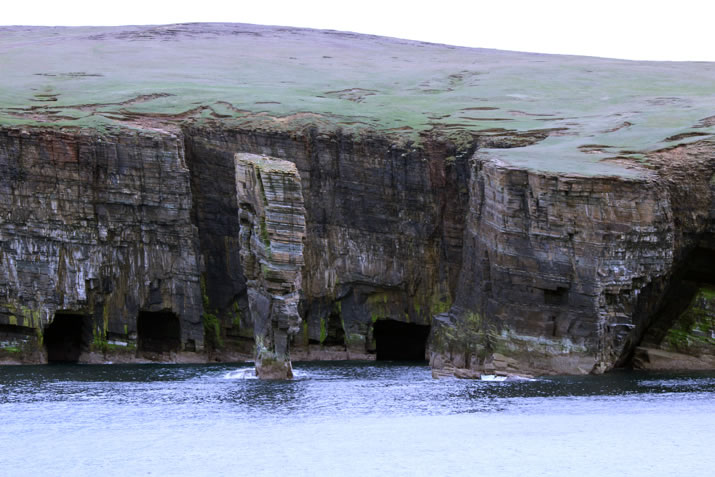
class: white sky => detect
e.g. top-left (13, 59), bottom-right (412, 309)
top-left (3, 0), bottom-right (714, 61)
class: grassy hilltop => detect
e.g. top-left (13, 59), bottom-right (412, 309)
top-left (1, 23), bottom-right (713, 175)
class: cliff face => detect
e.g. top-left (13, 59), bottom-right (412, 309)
top-left (182, 126), bottom-right (469, 363)
top-left (0, 127), bottom-right (203, 363)
top-left (1, 24), bottom-right (714, 375)
top-left (1, 123), bottom-right (713, 376)
top-left (431, 144), bottom-right (715, 376)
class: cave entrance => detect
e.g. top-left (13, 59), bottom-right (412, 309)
top-left (630, 244), bottom-right (715, 362)
top-left (44, 313), bottom-right (89, 363)
top-left (137, 310), bottom-right (181, 353)
top-left (373, 319), bottom-right (430, 361)
top-left (682, 246), bottom-right (715, 285)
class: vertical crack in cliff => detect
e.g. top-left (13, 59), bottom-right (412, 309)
top-left (183, 129), bottom-right (252, 358)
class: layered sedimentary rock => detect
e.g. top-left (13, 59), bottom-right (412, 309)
top-left (1, 24), bottom-right (714, 376)
top-left (183, 126), bottom-right (468, 365)
top-left (235, 153), bottom-right (306, 378)
top-left (1, 122), bottom-right (714, 375)
top-left (431, 144), bottom-right (715, 376)
top-left (0, 127), bottom-right (203, 363)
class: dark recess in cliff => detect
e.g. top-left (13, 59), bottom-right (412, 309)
top-left (137, 311), bottom-right (181, 354)
top-left (44, 313), bottom-right (90, 363)
top-left (627, 241), bottom-right (715, 364)
top-left (374, 320), bottom-right (430, 361)
top-left (184, 131), bottom-right (249, 343)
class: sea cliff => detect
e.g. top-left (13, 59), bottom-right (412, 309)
top-left (1, 24), bottom-right (713, 376)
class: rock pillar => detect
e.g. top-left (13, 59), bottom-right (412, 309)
top-left (235, 153), bottom-right (306, 378)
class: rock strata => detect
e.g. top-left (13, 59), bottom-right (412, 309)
top-left (235, 153), bottom-right (306, 378)
top-left (430, 145), bottom-right (715, 376)
top-left (0, 24), bottom-right (714, 376)
top-left (0, 128), bottom-right (204, 363)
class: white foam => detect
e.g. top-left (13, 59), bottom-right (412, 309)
top-left (291, 369), bottom-right (311, 379)
top-left (223, 369), bottom-right (258, 380)
top-left (481, 375), bottom-right (507, 382)
top-left (222, 368), bottom-right (313, 380)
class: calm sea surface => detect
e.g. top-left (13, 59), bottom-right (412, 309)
top-left (1, 362), bottom-right (714, 476)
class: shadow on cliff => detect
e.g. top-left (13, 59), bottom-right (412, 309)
top-left (621, 242), bottom-right (715, 367)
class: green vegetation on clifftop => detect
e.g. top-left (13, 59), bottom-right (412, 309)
top-left (0, 23), bottom-right (713, 176)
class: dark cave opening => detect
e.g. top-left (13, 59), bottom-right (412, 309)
top-left (322, 311), bottom-right (346, 346)
top-left (625, 244), bottom-right (715, 365)
top-left (373, 319), bottom-right (430, 361)
top-left (137, 310), bottom-right (181, 353)
top-left (653, 247), bottom-right (715, 335)
top-left (44, 313), bottom-right (89, 363)
top-left (681, 246), bottom-right (715, 285)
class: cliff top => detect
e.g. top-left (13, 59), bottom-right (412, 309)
top-left (1, 23), bottom-right (713, 176)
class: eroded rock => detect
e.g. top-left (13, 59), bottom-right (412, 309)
top-left (634, 285), bottom-right (715, 370)
top-left (0, 128), bottom-right (204, 363)
top-left (430, 146), bottom-right (715, 376)
top-left (235, 153), bottom-right (306, 378)
top-left (184, 127), bottom-right (468, 363)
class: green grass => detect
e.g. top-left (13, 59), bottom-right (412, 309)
top-left (203, 312), bottom-right (223, 348)
top-left (0, 23), bottom-right (713, 176)
top-left (663, 286), bottom-right (715, 352)
top-left (0, 345), bottom-right (22, 354)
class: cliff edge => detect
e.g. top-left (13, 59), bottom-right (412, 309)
top-left (1, 24), bottom-right (713, 376)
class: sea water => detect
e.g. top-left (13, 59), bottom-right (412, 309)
top-left (1, 362), bottom-right (714, 476)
